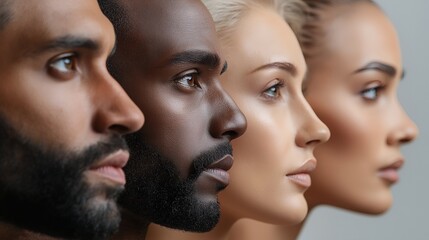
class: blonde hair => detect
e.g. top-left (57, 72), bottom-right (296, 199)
top-left (202, 0), bottom-right (307, 43)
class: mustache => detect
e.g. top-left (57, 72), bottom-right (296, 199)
top-left (189, 142), bottom-right (233, 180)
top-left (78, 136), bottom-right (129, 165)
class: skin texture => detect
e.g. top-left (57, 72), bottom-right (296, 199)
top-left (226, 2), bottom-right (419, 240)
top-left (146, 5), bottom-right (329, 240)
top-left (102, 0), bottom-right (247, 238)
top-left (0, 0), bottom-right (144, 239)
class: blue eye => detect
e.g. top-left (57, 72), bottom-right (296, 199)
top-left (262, 81), bottom-right (284, 100)
top-left (174, 71), bottom-right (200, 89)
top-left (361, 86), bottom-right (381, 100)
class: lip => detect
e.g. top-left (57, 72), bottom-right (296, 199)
top-left (203, 154), bottom-right (233, 187)
top-left (377, 158), bottom-right (404, 184)
top-left (89, 150), bottom-right (129, 185)
top-left (286, 159), bottom-right (317, 188)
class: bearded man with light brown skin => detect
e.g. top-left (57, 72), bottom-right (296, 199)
top-left (98, 0), bottom-right (247, 239)
top-left (0, 0), bottom-right (144, 239)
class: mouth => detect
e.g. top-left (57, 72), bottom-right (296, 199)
top-left (203, 154), bottom-right (233, 187)
top-left (88, 150), bottom-right (129, 185)
top-left (377, 159), bottom-right (404, 184)
top-left (286, 159), bottom-right (317, 188)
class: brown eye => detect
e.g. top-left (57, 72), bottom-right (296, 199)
top-left (48, 53), bottom-right (77, 79)
top-left (174, 70), bottom-right (201, 89)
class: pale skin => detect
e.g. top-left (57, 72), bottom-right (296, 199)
top-left (226, 2), bottom-right (418, 240)
top-left (146, 5), bottom-right (329, 240)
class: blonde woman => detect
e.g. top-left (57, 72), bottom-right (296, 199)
top-left (226, 0), bottom-right (419, 239)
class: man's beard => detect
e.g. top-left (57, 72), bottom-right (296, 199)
top-left (120, 132), bottom-right (233, 232)
top-left (0, 115), bottom-right (128, 240)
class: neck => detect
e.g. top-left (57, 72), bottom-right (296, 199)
top-left (146, 211), bottom-right (237, 240)
top-left (227, 204), bottom-right (317, 240)
top-left (111, 209), bottom-right (150, 240)
top-left (0, 222), bottom-right (60, 240)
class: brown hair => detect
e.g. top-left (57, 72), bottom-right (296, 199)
top-left (300, 0), bottom-right (375, 57)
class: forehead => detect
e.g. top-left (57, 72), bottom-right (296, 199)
top-left (226, 7), bottom-right (306, 74)
top-left (319, 2), bottom-right (401, 69)
top-left (122, 0), bottom-right (220, 65)
top-left (0, 0), bottom-right (113, 59)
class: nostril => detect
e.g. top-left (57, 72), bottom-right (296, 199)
top-left (109, 124), bottom-right (131, 135)
top-left (223, 130), bottom-right (239, 141)
top-left (399, 136), bottom-right (414, 144)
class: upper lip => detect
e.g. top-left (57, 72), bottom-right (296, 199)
top-left (206, 154), bottom-right (234, 171)
top-left (379, 158), bottom-right (404, 171)
top-left (89, 150), bottom-right (129, 170)
top-left (286, 159), bottom-right (317, 176)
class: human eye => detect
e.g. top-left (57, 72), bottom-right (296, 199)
top-left (261, 79), bottom-right (285, 100)
top-left (174, 70), bottom-right (201, 89)
top-left (360, 82), bottom-right (384, 101)
top-left (47, 53), bottom-right (78, 80)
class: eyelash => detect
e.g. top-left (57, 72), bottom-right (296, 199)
top-left (47, 53), bottom-right (78, 80)
top-left (261, 80), bottom-right (285, 100)
top-left (174, 70), bottom-right (201, 90)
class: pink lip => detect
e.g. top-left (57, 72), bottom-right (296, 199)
top-left (204, 154), bottom-right (233, 187)
top-left (89, 150), bottom-right (129, 185)
top-left (377, 159), bottom-right (404, 184)
top-left (286, 159), bottom-right (317, 188)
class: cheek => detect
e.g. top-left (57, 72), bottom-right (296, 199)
top-left (306, 91), bottom-right (390, 211)
top-left (0, 78), bottom-right (93, 150)
top-left (220, 101), bottom-right (306, 222)
top-left (136, 90), bottom-right (214, 179)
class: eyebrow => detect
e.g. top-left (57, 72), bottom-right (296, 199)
top-left (29, 35), bottom-right (100, 56)
top-left (250, 62), bottom-right (297, 77)
top-left (169, 50), bottom-right (221, 71)
top-left (354, 61), bottom-right (405, 79)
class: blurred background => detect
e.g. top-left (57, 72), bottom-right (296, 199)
top-left (300, 0), bottom-right (429, 239)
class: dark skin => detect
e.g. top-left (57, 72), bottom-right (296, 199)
top-left (105, 0), bottom-right (247, 238)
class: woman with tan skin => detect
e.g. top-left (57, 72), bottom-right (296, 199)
top-left (146, 0), bottom-right (330, 239)
top-left (225, 0), bottom-right (419, 239)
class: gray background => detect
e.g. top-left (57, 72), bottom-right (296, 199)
top-left (300, 0), bottom-right (429, 239)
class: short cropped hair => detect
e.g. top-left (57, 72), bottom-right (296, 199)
top-left (0, 0), bottom-right (12, 31)
top-left (202, 0), bottom-right (307, 44)
top-left (97, 0), bottom-right (130, 36)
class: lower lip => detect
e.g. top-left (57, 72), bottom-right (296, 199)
top-left (91, 166), bottom-right (126, 185)
top-left (287, 173), bottom-right (311, 188)
top-left (204, 168), bottom-right (230, 186)
top-left (378, 168), bottom-right (399, 183)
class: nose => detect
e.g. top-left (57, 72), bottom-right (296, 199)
top-left (92, 70), bottom-right (144, 135)
top-left (209, 84), bottom-right (247, 141)
top-left (295, 98), bottom-right (330, 148)
top-left (386, 104), bottom-right (418, 146)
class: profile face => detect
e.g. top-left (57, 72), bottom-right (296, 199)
top-left (217, 6), bottom-right (329, 224)
top-left (304, 2), bottom-right (418, 214)
top-left (0, 0), bottom-right (144, 239)
top-left (107, 0), bottom-right (246, 232)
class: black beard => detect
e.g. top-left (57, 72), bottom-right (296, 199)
top-left (0, 114), bottom-right (128, 240)
top-left (120, 132), bottom-right (233, 232)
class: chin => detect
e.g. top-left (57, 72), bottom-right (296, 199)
top-left (270, 196), bottom-right (309, 225)
top-left (339, 191), bottom-right (394, 215)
